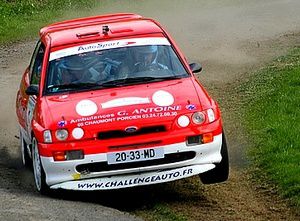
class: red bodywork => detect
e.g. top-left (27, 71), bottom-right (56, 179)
top-left (16, 13), bottom-right (224, 190)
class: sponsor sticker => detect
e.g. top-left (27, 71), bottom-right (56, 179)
top-left (186, 104), bottom-right (196, 110)
top-left (50, 164), bottom-right (215, 190)
top-left (152, 90), bottom-right (174, 107)
top-left (58, 120), bottom-right (67, 127)
top-left (26, 96), bottom-right (36, 132)
top-left (49, 37), bottom-right (170, 61)
top-left (69, 105), bottom-right (181, 127)
top-left (101, 97), bottom-right (150, 109)
top-left (75, 100), bottom-right (98, 117)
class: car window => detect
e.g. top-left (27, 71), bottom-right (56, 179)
top-left (30, 41), bottom-right (45, 85)
top-left (46, 44), bottom-right (189, 94)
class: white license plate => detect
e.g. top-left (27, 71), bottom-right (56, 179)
top-left (107, 148), bottom-right (164, 165)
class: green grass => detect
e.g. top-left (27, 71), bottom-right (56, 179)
top-left (240, 47), bottom-right (300, 207)
top-left (0, 0), bottom-right (98, 44)
top-left (135, 203), bottom-right (188, 221)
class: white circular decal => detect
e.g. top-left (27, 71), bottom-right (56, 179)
top-left (72, 128), bottom-right (84, 139)
top-left (178, 115), bottom-right (190, 127)
top-left (76, 100), bottom-right (98, 116)
top-left (152, 90), bottom-right (174, 106)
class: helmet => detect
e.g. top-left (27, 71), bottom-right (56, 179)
top-left (59, 55), bottom-right (85, 72)
top-left (135, 45), bottom-right (158, 55)
top-left (57, 55), bottom-right (86, 84)
top-left (134, 45), bottom-right (158, 65)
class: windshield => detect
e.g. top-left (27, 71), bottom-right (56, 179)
top-left (45, 44), bottom-right (189, 94)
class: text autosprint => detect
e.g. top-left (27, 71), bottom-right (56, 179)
top-left (78, 42), bottom-right (120, 52)
top-left (77, 168), bottom-right (193, 189)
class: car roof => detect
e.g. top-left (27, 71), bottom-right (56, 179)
top-left (40, 13), bottom-right (165, 48)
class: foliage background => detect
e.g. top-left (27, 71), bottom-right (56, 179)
top-left (0, 0), bottom-right (97, 43)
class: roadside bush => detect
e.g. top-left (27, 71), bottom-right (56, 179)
top-left (0, 0), bottom-right (97, 43)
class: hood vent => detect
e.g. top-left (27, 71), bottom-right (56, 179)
top-left (76, 31), bottom-right (100, 39)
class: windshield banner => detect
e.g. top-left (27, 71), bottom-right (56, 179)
top-left (49, 37), bottom-right (170, 61)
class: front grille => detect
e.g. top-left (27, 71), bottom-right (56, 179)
top-left (76, 151), bottom-right (196, 174)
top-left (109, 140), bottom-right (162, 149)
top-left (98, 125), bottom-right (166, 140)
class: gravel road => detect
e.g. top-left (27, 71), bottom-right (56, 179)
top-left (1, 0), bottom-right (300, 220)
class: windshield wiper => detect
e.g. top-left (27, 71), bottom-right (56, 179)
top-left (147, 76), bottom-right (183, 81)
top-left (47, 82), bottom-right (104, 91)
top-left (48, 76), bottom-right (184, 92)
top-left (100, 76), bottom-right (183, 87)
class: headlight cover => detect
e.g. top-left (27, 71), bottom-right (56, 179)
top-left (55, 129), bottom-right (68, 141)
top-left (207, 108), bottom-right (216, 123)
top-left (192, 112), bottom-right (206, 124)
top-left (43, 130), bottom-right (52, 143)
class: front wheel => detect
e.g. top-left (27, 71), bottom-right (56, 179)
top-left (199, 132), bottom-right (229, 184)
top-left (32, 136), bottom-right (49, 194)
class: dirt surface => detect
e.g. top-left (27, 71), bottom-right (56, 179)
top-left (1, 0), bottom-right (300, 220)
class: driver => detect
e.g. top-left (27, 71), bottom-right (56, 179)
top-left (133, 45), bottom-right (168, 72)
top-left (58, 55), bottom-right (88, 84)
top-left (58, 55), bottom-right (109, 84)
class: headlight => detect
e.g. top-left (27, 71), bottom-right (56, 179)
top-left (192, 112), bottom-right (205, 124)
top-left (55, 129), bottom-right (68, 141)
top-left (43, 130), bottom-right (52, 143)
top-left (72, 127), bottom-right (84, 139)
top-left (177, 115), bottom-right (190, 127)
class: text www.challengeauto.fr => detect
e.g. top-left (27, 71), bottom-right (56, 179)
top-left (77, 168), bottom-right (193, 189)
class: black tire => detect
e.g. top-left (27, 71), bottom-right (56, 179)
top-left (200, 132), bottom-right (229, 184)
top-left (32, 136), bottom-right (50, 195)
top-left (20, 130), bottom-right (32, 168)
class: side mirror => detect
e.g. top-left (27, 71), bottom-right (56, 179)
top-left (25, 85), bottom-right (39, 96)
top-left (189, 63), bottom-right (202, 73)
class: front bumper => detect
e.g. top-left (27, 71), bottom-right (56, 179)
top-left (41, 134), bottom-right (223, 190)
top-left (51, 164), bottom-right (215, 190)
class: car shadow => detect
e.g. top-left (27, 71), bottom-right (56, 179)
top-left (0, 144), bottom-right (37, 191)
top-left (0, 144), bottom-right (208, 212)
top-left (49, 176), bottom-right (207, 213)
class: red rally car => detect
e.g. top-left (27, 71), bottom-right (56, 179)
top-left (16, 13), bottom-right (229, 193)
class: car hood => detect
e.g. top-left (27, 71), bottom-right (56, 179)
top-left (44, 77), bottom-right (204, 133)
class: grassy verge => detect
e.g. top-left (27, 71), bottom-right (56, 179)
top-left (135, 203), bottom-right (187, 221)
top-left (240, 47), bottom-right (300, 207)
top-left (0, 0), bottom-right (98, 44)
